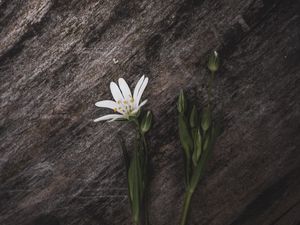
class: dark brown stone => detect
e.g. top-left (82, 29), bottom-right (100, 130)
top-left (0, 0), bottom-right (299, 225)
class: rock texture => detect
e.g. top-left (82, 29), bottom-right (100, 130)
top-left (0, 0), bottom-right (300, 225)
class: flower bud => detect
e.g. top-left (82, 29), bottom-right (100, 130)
top-left (178, 90), bottom-right (186, 113)
top-left (140, 111), bottom-right (152, 133)
top-left (208, 51), bottom-right (220, 73)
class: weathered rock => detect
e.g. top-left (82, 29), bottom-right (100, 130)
top-left (0, 0), bottom-right (299, 225)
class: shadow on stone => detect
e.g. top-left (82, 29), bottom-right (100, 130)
top-left (27, 215), bottom-right (61, 225)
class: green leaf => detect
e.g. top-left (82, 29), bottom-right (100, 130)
top-left (189, 136), bottom-right (211, 191)
top-left (117, 135), bottom-right (130, 173)
top-left (131, 151), bottom-right (141, 224)
top-left (179, 115), bottom-right (193, 153)
top-left (190, 127), bottom-right (216, 191)
top-left (179, 114), bottom-right (193, 185)
top-left (189, 105), bottom-right (198, 128)
top-left (128, 160), bottom-right (134, 203)
top-left (136, 152), bottom-right (144, 200)
top-left (189, 156), bottom-right (206, 192)
top-left (201, 107), bottom-right (211, 132)
top-left (203, 135), bottom-right (210, 152)
top-left (178, 90), bottom-right (186, 113)
top-left (192, 128), bottom-right (202, 166)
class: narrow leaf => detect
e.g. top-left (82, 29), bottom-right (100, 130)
top-left (189, 105), bottom-right (198, 128)
top-left (132, 151), bottom-right (141, 224)
top-left (201, 107), bottom-right (211, 132)
top-left (192, 128), bottom-right (202, 166)
top-left (179, 114), bottom-right (193, 185)
top-left (128, 161), bottom-right (134, 203)
top-left (178, 90), bottom-right (186, 113)
top-left (117, 135), bottom-right (130, 172)
top-left (179, 115), bottom-right (193, 154)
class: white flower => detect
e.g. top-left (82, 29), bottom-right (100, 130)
top-left (94, 75), bottom-right (149, 122)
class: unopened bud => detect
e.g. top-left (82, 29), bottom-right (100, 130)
top-left (208, 51), bottom-right (220, 73)
top-left (178, 90), bottom-right (186, 113)
top-left (141, 111), bottom-right (152, 133)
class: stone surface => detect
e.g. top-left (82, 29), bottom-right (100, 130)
top-left (0, 0), bottom-right (300, 225)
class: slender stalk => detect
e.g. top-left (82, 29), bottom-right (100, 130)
top-left (208, 71), bottom-right (215, 107)
top-left (132, 119), bottom-right (150, 225)
top-left (141, 134), bottom-right (150, 225)
top-left (133, 216), bottom-right (139, 225)
top-left (179, 189), bottom-right (194, 225)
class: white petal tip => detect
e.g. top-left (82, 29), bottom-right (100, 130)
top-left (139, 99), bottom-right (148, 107)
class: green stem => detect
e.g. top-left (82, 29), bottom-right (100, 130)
top-left (179, 189), bottom-right (194, 225)
top-left (208, 71), bottom-right (215, 107)
top-left (133, 216), bottom-right (139, 225)
top-left (132, 119), bottom-right (150, 225)
top-left (141, 134), bottom-right (149, 225)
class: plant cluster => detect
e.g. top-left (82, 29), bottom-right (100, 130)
top-left (94, 51), bottom-right (221, 225)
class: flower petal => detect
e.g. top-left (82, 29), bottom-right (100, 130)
top-left (110, 82), bottom-right (124, 102)
top-left (136, 77), bottom-right (148, 107)
top-left (95, 100), bottom-right (118, 110)
top-left (138, 99), bottom-right (148, 108)
top-left (108, 117), bottom-right (126, 122)
top-left (94, 114), bottom-right (124, 122)
top-left (132, 99), bottom-right (147, 114)
top-left (118, 78), bottom-right (132, 100)
top-left (133, 75), bottom-right (145, 101)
